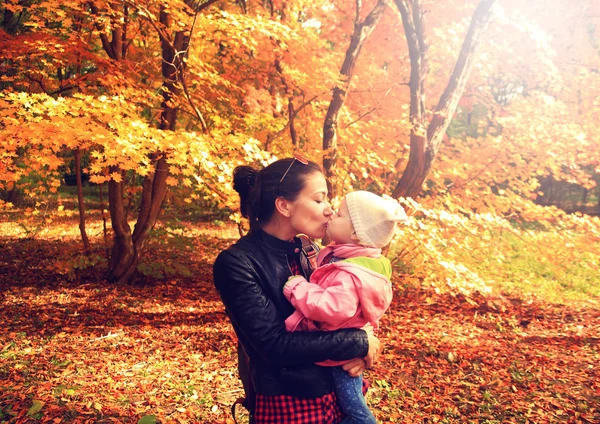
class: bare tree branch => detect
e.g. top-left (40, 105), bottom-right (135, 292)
top-left (322, 0), bottom-right (387, 198)
top-left (343, 83), bottom-right (398, 129)
top-left (268, 94), bottom-right (320, 145)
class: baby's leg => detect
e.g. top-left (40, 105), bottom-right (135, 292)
top-left (331, 366), bottom-right (377, 424)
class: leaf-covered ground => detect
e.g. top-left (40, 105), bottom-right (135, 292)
top-left (0, 220), bottom-right (599, 423)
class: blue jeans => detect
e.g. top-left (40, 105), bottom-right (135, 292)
top-left (331, 366), bottom-right (377, 424)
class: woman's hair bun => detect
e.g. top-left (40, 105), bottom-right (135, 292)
top-left (233, 165), bottom-right (258, 218)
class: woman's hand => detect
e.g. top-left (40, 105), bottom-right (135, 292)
top-left (363, 325), bottom-right (380, 368)
top-left (342, 326), bottom-right (381, 377)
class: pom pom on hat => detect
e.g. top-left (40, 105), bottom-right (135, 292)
top-left (345, 191), bottom-right (408, 248)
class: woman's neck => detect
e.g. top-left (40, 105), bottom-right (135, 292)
top-left (261, 217), bottom-right (295, 241)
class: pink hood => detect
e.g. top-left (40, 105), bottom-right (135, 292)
top-left (316, 244), bottom-right (382, 266)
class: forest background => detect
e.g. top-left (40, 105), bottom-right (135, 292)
top-left (0, 0), bottom-right (599, 423)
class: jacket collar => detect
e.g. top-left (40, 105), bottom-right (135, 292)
top-left (251, 229), bottom-right (304, 255)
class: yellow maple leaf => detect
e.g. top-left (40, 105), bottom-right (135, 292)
top-left (89, 175), bottom-right (108, 184)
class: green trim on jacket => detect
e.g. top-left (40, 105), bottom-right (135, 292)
top-left (343, 255), bottom-right (392, 279)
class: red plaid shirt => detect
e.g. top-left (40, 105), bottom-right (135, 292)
top-left (253, 380), bottom-right (369, 423)
top-left (288, 255), bottom-right (302, 277)
top-left (254, 392), bottom-right (343, 423)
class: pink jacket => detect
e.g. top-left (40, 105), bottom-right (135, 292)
top-left (283, 243), bottom-right (393, 336)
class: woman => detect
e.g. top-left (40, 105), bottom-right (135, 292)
top-left (213, 156), bottom-right (380, 423)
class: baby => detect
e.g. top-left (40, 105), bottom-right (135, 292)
top-left (284, 190), bottom-right (408, 424)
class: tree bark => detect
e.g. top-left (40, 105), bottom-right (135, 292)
top-left (107, 158), bottom-right (170, 284)
top-left (90, 2), bottom-right (125, 61)
top-left (98, 182), bottom-right (110, 261)
top-left (107, 169), bottom-right (135, 282)
top-left (74, 149), bottom-right (91, 253)
top-left (274, 59), bottom-right (298, 147)
top-left (582, 187), bottom-right (589, 205)
top-left (322, 0), bottom-right (387, 199)
top-left (391, 0), bottom-right (497, 200)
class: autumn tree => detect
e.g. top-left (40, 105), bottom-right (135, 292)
top-left (417, 0), bottom-right (600, 215)
top-left (95, 1), bottom-right (215, 283)
top-left (0, 0), bottom-right (283, 282)
top-left (2, 0), bottom-right (600, 293)
top-left (389, 0), bottom-right (497, 199)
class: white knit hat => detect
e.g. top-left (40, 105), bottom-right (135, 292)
top-left (345, 191), bottom-right (408, 248)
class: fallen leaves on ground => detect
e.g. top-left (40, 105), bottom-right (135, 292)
top-left (0, 224), bottom-right (598, 423)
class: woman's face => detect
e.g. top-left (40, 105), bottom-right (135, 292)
top-left (287, 172), bottom-right (333, 239)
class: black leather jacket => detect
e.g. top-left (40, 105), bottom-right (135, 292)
top-left (213, 229), bottom-right (369, 398)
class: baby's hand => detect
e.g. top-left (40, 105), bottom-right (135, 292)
top-left (282, 275), bottom-right (303, 292)
top-left (342, 358), bottom-right (366, 377)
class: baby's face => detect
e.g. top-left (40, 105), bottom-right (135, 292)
top-left (325, 198), bottom-right (356, 244)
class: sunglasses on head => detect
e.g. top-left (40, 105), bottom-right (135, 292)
top-left (279, 153), bottom-right (309, 184)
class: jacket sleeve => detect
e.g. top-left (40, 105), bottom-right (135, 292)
top-left (283, 272), bottom-right (359, 328)
top-left (213, 250), bottom-right (368, 367)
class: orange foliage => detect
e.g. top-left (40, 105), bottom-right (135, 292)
top-left (1, 0), bottom-right (600, 288)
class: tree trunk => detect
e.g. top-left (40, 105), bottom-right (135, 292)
top-left (106, 7), bottom-right (188, 283)
top-left (391, 0), bottom-right (497, 199)
top-left (99, 182), bottom-right (110, 261)
top-left (273, 58), bottom-right (299, 147)
top-left (582, 187), bottom-right (589, 205)
top-left (546, 177), bottom-right (555, 204)
top-left (536, 176), bottom-right (552, 205)
top-left (94, 3), bottom-right (134, 283)
top-left (74, 149), bottom-right (91, 253)
top-left (107, 169), bottom-right (135, 282)
top-left (100, 2), bottom-right (218, 283)
top-left (322, 0), bottom-right (387, 199)
top-left (90, 2), bottom-right (125, 61)
top-left (107, 158), bottom-right (170, 283)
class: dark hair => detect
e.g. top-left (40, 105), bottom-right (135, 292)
top-left (233, 157), bottom-right (322, 231)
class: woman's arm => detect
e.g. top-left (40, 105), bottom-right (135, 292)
top-left (213, 250), bottom-right (369, 367)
